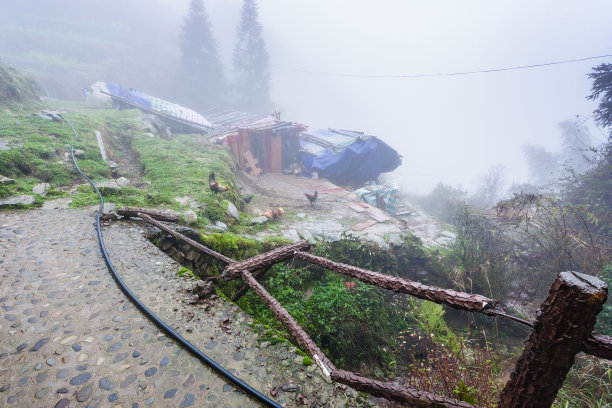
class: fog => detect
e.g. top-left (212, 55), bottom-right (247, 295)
top-left (2, 0), bottom-right (611, 194)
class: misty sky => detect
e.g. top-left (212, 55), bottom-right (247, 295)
top-left (165, 0), bottom-right (611, 193)
top-left (6, 0), bottom-right (612, 194)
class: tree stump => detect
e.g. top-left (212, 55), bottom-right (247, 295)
top-left (498, 271), bottom-right (608, 408)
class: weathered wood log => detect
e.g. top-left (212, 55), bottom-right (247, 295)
top-left (240, 269), bottom-right (336, 376)
top-left (119, 206), bottom-right (180, 222)
top-left (138, 213), bottom-right (234, 264)
top-left (583, 332), bottom-right (612, 360)
top-left (498, 271), bottom-right (608, 408)
top-left (294, 251), bottom-right (498, 312)
top-left (221, 241), bottom-right (310, 281)
top-left (331, 370), bottom-right (478, 408)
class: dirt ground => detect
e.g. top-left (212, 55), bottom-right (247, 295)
top-left (236, 171), bottom-right (450, 247)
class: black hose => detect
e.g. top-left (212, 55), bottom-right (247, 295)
top-left (63, 116), bottom-right (281, 408)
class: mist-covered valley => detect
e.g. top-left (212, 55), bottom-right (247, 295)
top-left (1, 1), bottom-right (612, 407)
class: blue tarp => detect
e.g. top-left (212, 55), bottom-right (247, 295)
top-left (87, 82), bottom-right (213, 128)
top-left (300, 129), bottom-right (402, 186)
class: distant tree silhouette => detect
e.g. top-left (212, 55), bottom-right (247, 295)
top-left (179, 0), bottom-right (226, 111)
top-left (232, 0), bottom-right (271, 112)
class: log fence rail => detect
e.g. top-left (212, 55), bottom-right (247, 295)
top-left (135, 210), bottom-right (610, 408)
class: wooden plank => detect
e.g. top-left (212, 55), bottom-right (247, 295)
top-left (319, 187), bottom-right (344, 194)
top-left (346, 202), bottom-right (367, 213)
top-left (268, 134), bottom-right (282, 172)
top-left (351, 219), bottom-right (377, 231)
top-left (364, 210), bottom-right (390, 222)
top-left (243, 150), bottom-right (262, 176)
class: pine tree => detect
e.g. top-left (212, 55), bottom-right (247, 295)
top-left (233, 0), bottom-right (271, 112)
top-left (179, 0), bottom-right (226, 111)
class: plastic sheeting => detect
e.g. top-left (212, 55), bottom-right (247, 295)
top-left (84, 82), bottom-right (213, 129)
top-left (300, 129), bottom-right (402, 186)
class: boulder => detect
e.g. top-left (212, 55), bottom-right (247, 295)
top-left (281, 229), bottom-right (301, 242)
top-left (250, 216), bottom-right (269, 225)
top-left (227, 202), bottom-right (240, 221)
top-left (0, 195), bottom-right (35, 207)
top-left (215, 221), bottom-right (228, 231)
top-left (32, 183), bottom-right (50, 196)
top-left (116, 177), bottom-right (130, 187)
top-left (297, 229), bottom-right (316, 245)
top-left (95, 180), bottom-right (121, 191)
top-left (182, 210), bottom-right (198, 224)
top-left (174, 196), bottom-right (191, 206)
top-left (0, 175), bottom-right (15, 185)
top-left (132, 181), bottom-right (151, 190)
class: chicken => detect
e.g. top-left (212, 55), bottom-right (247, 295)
top-left (272, 207), bottom-right (284, 219)
top-left (209, 172), bottom-right (229, 194)
top-left (262, 207), bottom-right (284, 220)
top-left (304, 190), bottom-right (318, 206)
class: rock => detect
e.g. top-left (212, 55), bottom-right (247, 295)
top-left (440, 230), bottom-right (457, 239)
top-left (434, 237), bottom-right (454, 246)
top-left (215, 221), bottom-right (227, 231)
top-left (42, 198), bottom-right (72, 209)
top-left (227, 202), bottom-right (240, 221)
top-left (362, 234), bottom-right (389, 250)
top-left (116, 177), bottom-right (131, 187)
top-left (182, 210), bottom-right (198, 224)
top-left (249, 216), bottom-right (268, 225)
top-left (133, 181), bottom-right (151, 190)
top-left (185, 248), bottom-right (199, 261)
top-left (281, 229), bottom-right (300, 242)
top-left (0, 175), bottom-right (15, 184)
top-left (73, 149), bottom-right (85, 156)
top-left (174, 196), bottom-right (191, 206)
top-left (102, 202), bottom-right (117, 214)
top-left (297, 229), bottom-right (316, 245)
top-left (0, 195), bottom-right (35, 207)
top-left (95, 180), bottom-right (120, 191)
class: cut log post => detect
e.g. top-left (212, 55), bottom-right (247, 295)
top-left (294, 251), bottom-right (498, 312)
top-left (118, 206), bottom-right (180, 222)
top-left (331, 370), bottom-right (478, 408)
top-left (240, 269), bottom-right (335, 377)
top-left (221, 241), bottom-right (310, 281)
top-left (498, 271), bottom-right (608, 408)
top-left (583, 332), bottom-right (612, 360)
top-left (138, 213), bottom-right (234, 264)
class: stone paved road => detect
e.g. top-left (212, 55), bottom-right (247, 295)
top-left (0, 208), bottom-right (364, 407)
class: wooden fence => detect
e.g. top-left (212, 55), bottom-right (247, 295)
top-left (138, 212), bottom-right (611, 408)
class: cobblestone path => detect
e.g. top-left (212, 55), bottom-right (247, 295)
top-left (0, 208), bottom-right (362, 407)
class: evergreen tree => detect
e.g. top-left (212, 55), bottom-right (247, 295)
top-left (232, 0), bottom-right (271, 112)
top-left (587, 63), bottom-right (612, 130)
top-left (179, 0), bottom-right (226, 111)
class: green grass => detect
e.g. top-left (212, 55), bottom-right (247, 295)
top-left (0, 99), bottom-right (246, 219)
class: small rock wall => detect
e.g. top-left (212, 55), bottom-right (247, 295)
top-left (148, 228), bottom-right (222, 277)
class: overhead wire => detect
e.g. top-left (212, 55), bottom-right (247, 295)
top-left (273, 53), bottom-right (612, 79)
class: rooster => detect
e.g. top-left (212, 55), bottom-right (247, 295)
top-left (304, 190), bottom-right (318, 206)
top-left (209, 172), bottom-right (229, 195)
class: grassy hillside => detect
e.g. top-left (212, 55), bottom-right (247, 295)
top-left (0, 95), bottom-right (245, 227)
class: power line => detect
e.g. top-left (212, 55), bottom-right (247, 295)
top-left (273, 53), bottom-right (612, 79)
